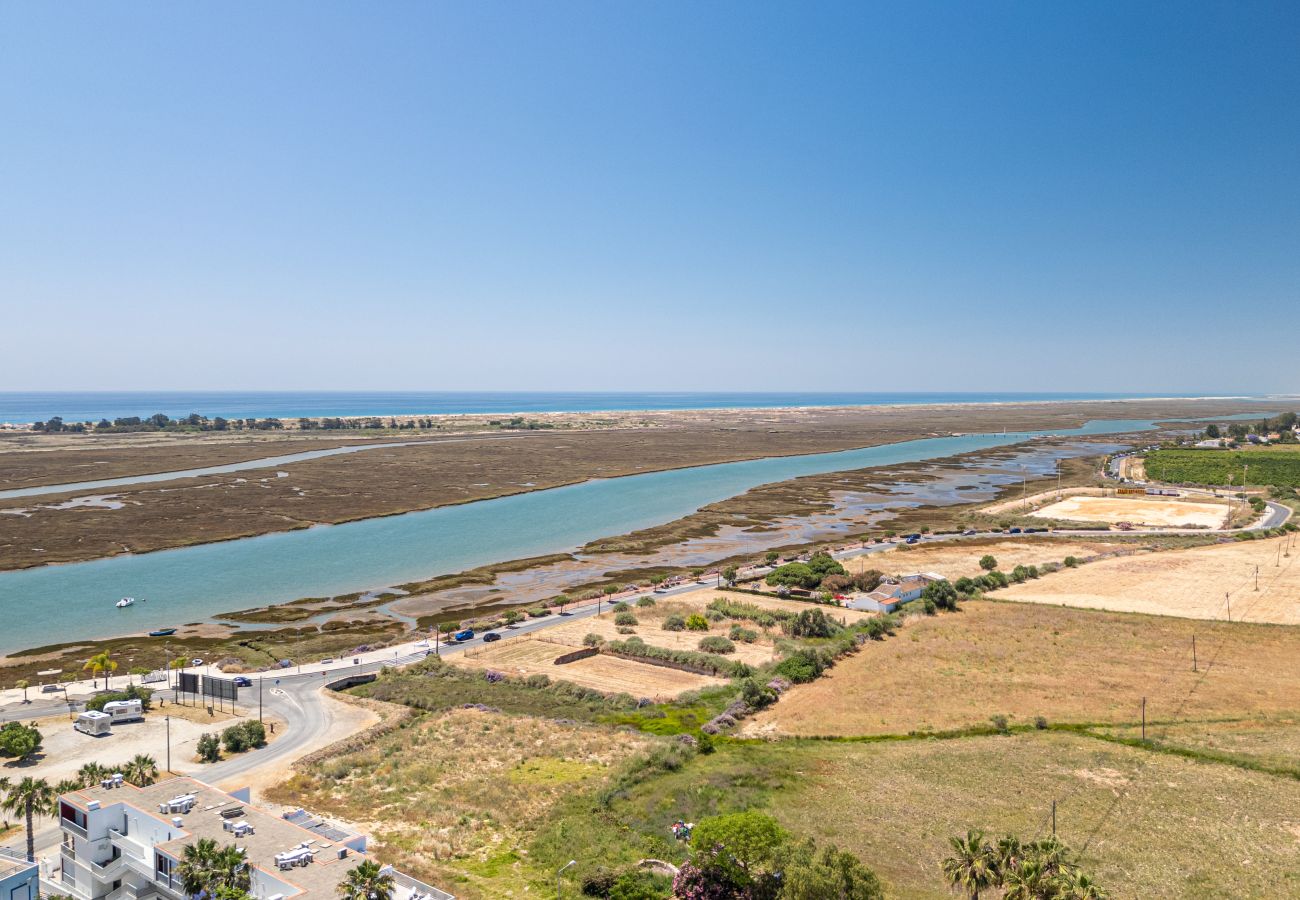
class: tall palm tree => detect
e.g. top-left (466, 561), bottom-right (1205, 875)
top-left (76, 762), bottom-right (110, 788)
top-left (83, 652), bottom-right (118, 690)
top-left (339, 859), bottom-right (395, 900)
top-left (941, 830), bottom-right (999, 900)
top-left (213, 845), bottom-right (251, 893)
top-left (0, 776), bottom-right (58, 861)
top-left (124, 754), bottom-right (160, 787)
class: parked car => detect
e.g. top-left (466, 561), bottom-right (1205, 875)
top-left (962, 529), bottom-right (977, 536)
top-left (232, 676), bottom-right (253, 688)
top-left (1008, 527), bottom-right (1022, 534)
top-left (453, 629), bottom-right (475, 642)
top-left (904, 533), bottom-right (922, 544)
top-left (483, 632), bottom-right (501, 643)
top-left (319, 658), bottom-right (334, 665)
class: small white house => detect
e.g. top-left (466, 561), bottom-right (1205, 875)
top-left (74, 710), bottom-right (112, 736)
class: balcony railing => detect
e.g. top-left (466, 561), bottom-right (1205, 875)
top-left (61, 818), bottom-right (89, 840)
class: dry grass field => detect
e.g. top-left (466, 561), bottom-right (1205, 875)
top-left (1030, 494), bottom-right (1231, 528)
top-left (756, 733), bottom-right (1300, 898)
top-left (456, 636), bottom-right (724, 698)
top-left (269, 707), bottom-right (656, 900)
top-left (843, 537), bottom-right (1122, 581)
top-left (741, 599), bottom-right (1300, 737)
top-left (999, 533), bottom-right (1300, 623)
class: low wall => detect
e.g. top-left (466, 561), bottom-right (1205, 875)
top-left (553, 647), bottom-right (600, 665)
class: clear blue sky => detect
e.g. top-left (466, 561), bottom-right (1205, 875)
top-left (2, 2), bottom-right (1297, 393)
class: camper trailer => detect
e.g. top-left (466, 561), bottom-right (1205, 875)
top-left (102, 699), bottom-right (144, 724)
top-left (74, 710), bottom-right (112, 736)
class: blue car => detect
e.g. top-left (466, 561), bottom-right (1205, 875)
top-left (232, 676), bottom-right (252, 687)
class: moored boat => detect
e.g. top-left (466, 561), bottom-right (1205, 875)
top-left (148, 628), bottom-right (177, 637)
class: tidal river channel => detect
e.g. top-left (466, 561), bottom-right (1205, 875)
top-left (0, 419), bottom-right (1169, 653)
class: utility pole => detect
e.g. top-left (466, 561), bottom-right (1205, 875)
top-left (1255, 565), bottom-right (1259, 592)
top-left (1192, 634), bottom-right (1197, 672)
top-left (1141, 697), bottom-right (1146, 742)
top-left (165, 715), bottom-right (172, 773)
top-left (1051, 799), bottom-right (1057, 837)
top-left (258, 678), bottom-right (263, 723)
top-left (1226, 591), bottom-right (1232, 623)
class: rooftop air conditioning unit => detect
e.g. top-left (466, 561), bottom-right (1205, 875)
top-left (172, 817), bottom-right (183, 828)
top-left (336, 848), bottom-right (349, 860)
top-left (87, 800), bottom-right (101, 811)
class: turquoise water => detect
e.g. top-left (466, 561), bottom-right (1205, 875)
top-left (0, 390), bottom-right (1247, 424)
top-left (0, 418), bottom-right (1168, 653)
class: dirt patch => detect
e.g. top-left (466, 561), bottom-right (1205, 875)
top-left (843, 537), bottom-right (1122, 581)
top-left (1031, 495), bottom-right (1230, 529)
top-left (456, 637), bottom-right (724, 698)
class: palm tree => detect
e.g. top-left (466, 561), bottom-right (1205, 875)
top-left (941, 830), bottom-right (999, 900)
top-left (1060, 871), bottom-right (1109, 900)
top-left (0, 776), bottom-right (58, 861)
top-left (339, 859), bottom-right (395, 900)
top-left (179, 838), bottom-right (222, 896)
top-left (15, 679), bottom-right (29, 703)
top-left (995, 834), bottom-right (1023, 878)
top-left (179, 838), bottom-right (249, 897)
top-left (76, 762), bottom-right (110, 788)
top-left (83, 652), bottom-right (118, 690)
top-left (1001, 856), bottom-right (1062, 900)
top-left (124, 754), bottom-right (160, 787)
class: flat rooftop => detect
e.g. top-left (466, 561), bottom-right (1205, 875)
top-left (69, 777), bottom-right (362, 900)
top-left (0, 853), bottom-right (35, 879)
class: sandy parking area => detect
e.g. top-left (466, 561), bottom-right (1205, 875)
top-left (1, 706), bottom-right (266, 785)
top-left (1030, 495), bottom-right (1229, 529)
top-left (457, 636), bottom-right (723, 698)
top-left (999, 534), bottom-right (1300, 623)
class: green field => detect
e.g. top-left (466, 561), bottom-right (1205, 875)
top-left (1145, 448), bottom-right (1300, 487)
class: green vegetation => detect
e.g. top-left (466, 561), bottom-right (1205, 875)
top-left (941, 830), bottom-right (1107, 898)
top-left (603, 639), bottom-right (751, 678)
top-left (220, 720), bottom-right (268, 754)
top-left (0, 722), bottom-right (42, 761)
top-left (765, 552), bottom-right (847, 589)
top-left (1146, 448), bottom-right (1300, 488)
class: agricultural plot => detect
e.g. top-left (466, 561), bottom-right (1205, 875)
top-left (998, 533), bottom-right (1300, 623)
top-left (1029, 495), bottom-right (1230, 529)
top-left (456, 636), bottom-right (724, 698)
top-left (741, 598), bottom-right (1300, 737)
top-left (1145, 448), bottom-right (1300, 487)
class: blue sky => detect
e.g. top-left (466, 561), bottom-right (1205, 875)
top-left (2, 2), bottom-right (1297, 393)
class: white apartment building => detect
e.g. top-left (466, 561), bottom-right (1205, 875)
top-left (55, 776), bottom-right (451, 900)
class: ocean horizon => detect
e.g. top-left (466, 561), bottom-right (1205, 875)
top-left (0, 390), bottom-right (1270, 424)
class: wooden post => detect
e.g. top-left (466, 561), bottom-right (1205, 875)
top-left (1141, 697), bottom-right (1146, 741)
top-left (1226, 592), bottom-right (1231, 623)
top-left (1051, 799), bottom-right (1057, 837)
top-left (1192, 634), bottom-right (1197, 672)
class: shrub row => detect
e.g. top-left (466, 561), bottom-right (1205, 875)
top-left (603, 638), bottom-right (752, 678)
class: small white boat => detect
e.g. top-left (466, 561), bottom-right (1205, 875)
top-left (116, 597), bottom-right (136, 608)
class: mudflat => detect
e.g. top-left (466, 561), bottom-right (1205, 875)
top-left (0, 398), bottom-right (1270, 571)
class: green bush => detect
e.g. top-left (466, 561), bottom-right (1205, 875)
top-left (1063, 556), bottom-right (1079, 567)
top-left (728, 625), bottom-right (759, 643)
top-left (635, 596), bottom-right (656, 608)
top-left (685, 614), bottom-right (710, 631)
top-left (197, 733), bottom-right (221, 763)
top-left (604, 639), bottom-right (750, 678)
top-left (221, 720), bottom-right (267, 754)
top-left (614, 611), bottom-right (639, 626)
top-left (612, 601), bottom-right (631, 612)
top-left (697, 636), bottom-right (736, 654)
top-left (582, 633), bottom-right (605, 648)
top-left (662, 615), bottom-right (687, 631)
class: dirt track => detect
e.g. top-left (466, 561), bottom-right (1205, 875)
top-left (1030, 495), bottom-right (1230, 529)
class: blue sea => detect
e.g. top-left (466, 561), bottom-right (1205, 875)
top-left (0, 391), bottom-right (1248, 424)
